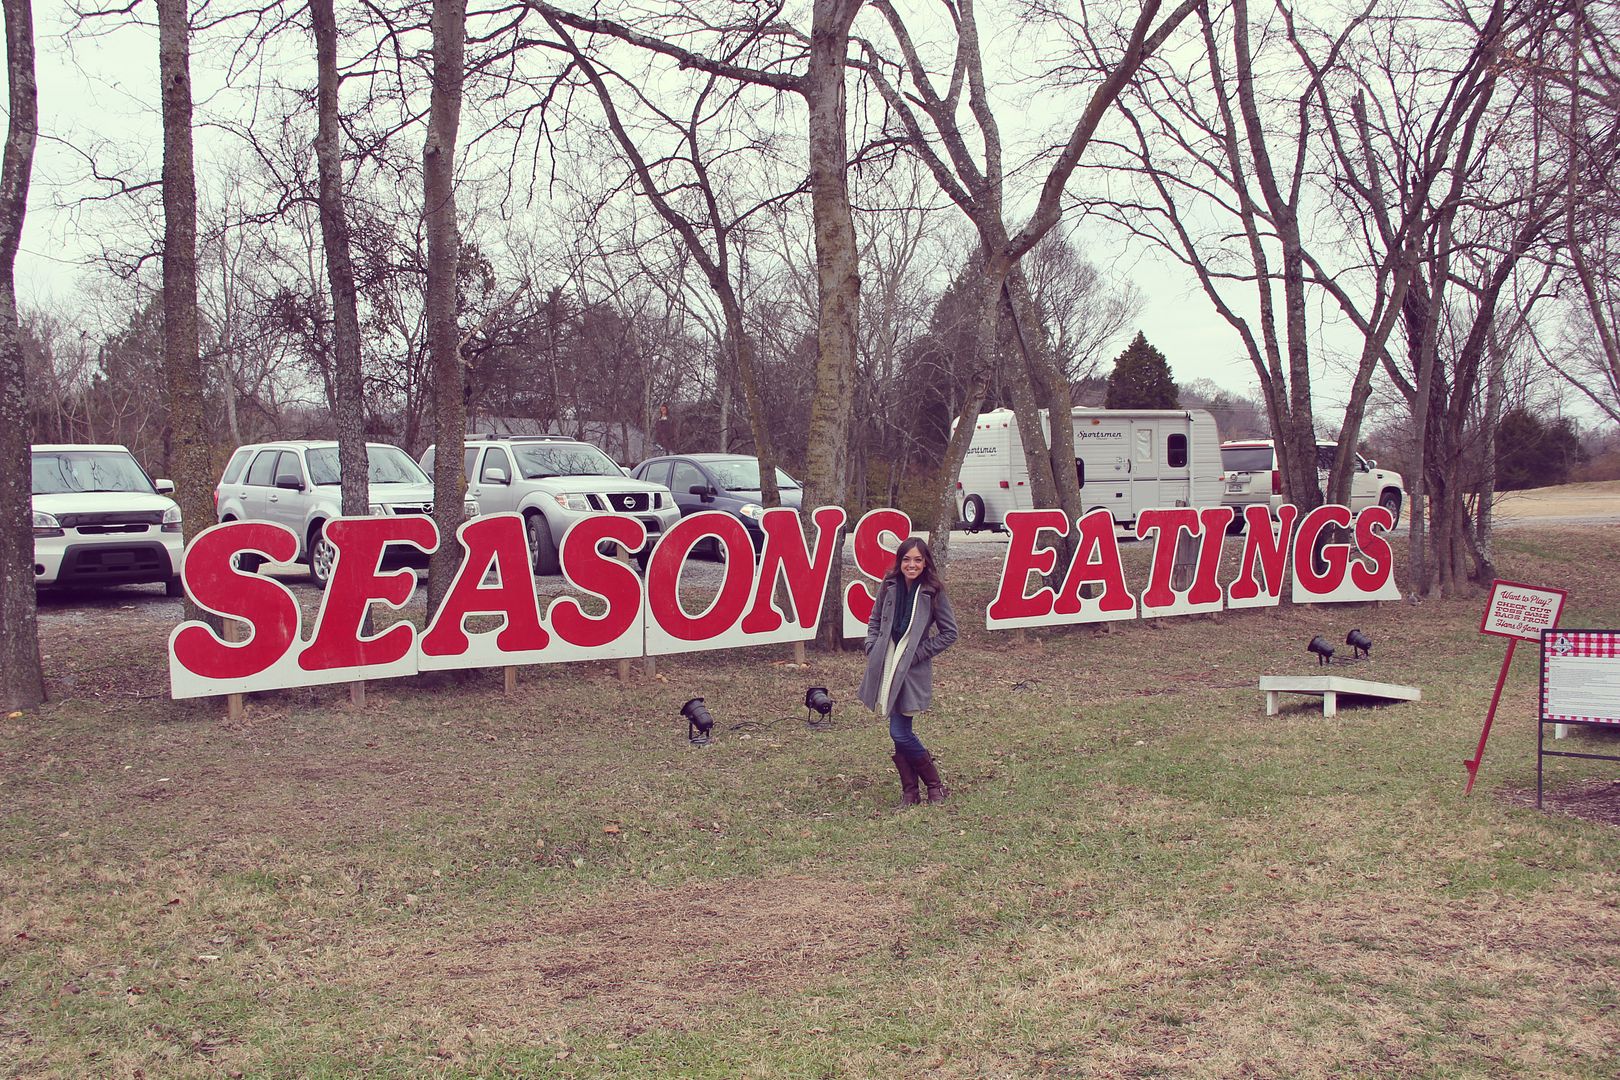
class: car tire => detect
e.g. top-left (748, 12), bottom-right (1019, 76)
top-left (963, 494), bottom-right (986, 533)
top-left (526, 512), bottom-right (559, 575)
top-left (308, 523), bottom-right (336, 589)
top-left (1379, 490), bottom-right (1402, 527)
top-left (165, 576), bottom-right (185, 598)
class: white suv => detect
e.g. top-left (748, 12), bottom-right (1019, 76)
top-left (31, 444), bottom-right (185, 595)
top-left (1221, 439), bottom-right (1405, 525)
top-left (422, 435), bottom-right (679, 574)
top-left (214, 441), bottom-right (454, 587)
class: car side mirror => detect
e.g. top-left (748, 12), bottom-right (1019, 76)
top-left (154, 478), bottom-right (175, 494)
top-left (275, 476), bottom-right (303, 491)
top-left (689, 484), bottom-right (716, 501)
top-left (1364, 459), bottom-right (1376, 470)
top-left (484, 467), bottom-right (508, 485)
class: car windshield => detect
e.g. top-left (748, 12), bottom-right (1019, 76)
top-left (1221, 447), bottom-right (1273, 472)
top-left (706, 459), bottom-right (799, 491)
top-left (512, 443), bottom-right (621, 478)
top-left (306, 445), bottom-right (428, 486)
top-left (32, 450), bottom-right (156, 495)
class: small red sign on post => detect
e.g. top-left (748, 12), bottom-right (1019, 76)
top-left (1465, 580), bottom-right (1567, 793)
top-left (1479, 580), bottom-right (1567, 641)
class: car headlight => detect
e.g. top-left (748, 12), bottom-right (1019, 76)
top-left (738, 503), bottom-right (764, 520)
top-left (161, 505), bottom-right (183, 533)
top-left (32, 510), bottom-right (64, 538)
top-left (554, 493), bottom-right (590, 511)
top-left (463, 500), bottom-right (479, 519)
top-left (368, 503), bottom-right (386, 516)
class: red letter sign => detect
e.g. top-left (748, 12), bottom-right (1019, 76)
top-left (169, 521), bottom-right (302, 697)
top-left (419, 514), bottom-right (550, 666)
top-left (842, 508), bottom-right (910, 638)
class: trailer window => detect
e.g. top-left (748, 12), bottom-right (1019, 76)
top-left (1167, 434), bottom-right (1188, 469)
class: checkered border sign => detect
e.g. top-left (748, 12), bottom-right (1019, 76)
top-left (1540, 629), bottom-right (1620, 725)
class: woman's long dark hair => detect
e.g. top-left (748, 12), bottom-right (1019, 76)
top-left (885, 537), bottom-right (945, 595)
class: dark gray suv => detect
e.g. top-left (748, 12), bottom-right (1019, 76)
top-left (631, 454), bottom-right (803, 559)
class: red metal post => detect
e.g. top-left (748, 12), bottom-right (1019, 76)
top-left (1464, 638), bottom-right (1518, 794)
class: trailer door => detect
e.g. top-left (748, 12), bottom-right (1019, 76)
top-left (1128, 420), bottom-right (1169, 517)
top-left (1073, 415), bottom-right (1131, 523)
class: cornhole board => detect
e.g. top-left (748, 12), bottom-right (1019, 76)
top-left (1259, 675), bottom-right (1421, 718)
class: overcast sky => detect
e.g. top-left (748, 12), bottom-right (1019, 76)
top-left (14, 3), bottom-right (1593, 432)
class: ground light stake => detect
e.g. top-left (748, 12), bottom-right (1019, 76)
top-left (804, 686), bottom-right (834, 730)
top-left (682, 697), bottom-right (715, 746)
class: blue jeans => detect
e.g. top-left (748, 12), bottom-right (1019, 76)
top-left (890, 711), bottom-right (929, 761)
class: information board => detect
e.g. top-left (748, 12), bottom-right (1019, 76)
top-left (1541, 630), bottom-right (1620, 725)
top-left (1536, 628), bottom-right (1620, 807)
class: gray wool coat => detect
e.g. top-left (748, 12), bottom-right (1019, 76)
top-left (856, 578), bottom-right (959, 717)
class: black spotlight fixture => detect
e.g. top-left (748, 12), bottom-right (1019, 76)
top-left (681, 697), bottom-right (715, 746)
top-left (1345, 628), bottom-right (1373, 660)
top-left (1307, 635), bottom-right (1336, 665)
top-left (804, 686), bottom-right (835, 730)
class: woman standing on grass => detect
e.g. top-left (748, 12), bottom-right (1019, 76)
top-left (857, 537), bottom-right (959, 806)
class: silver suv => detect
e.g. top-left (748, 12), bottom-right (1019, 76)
top-left (214, 441), bottom-right (446, 587)
top-left (32, 443), bottom-right (185, 595)
top-left (422, 435), bottom-right (679, 574)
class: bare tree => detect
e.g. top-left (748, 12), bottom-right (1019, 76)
top-left (157, 0), bottom-right (215, 621)
top-left (534, 15), bottom-right (788, 509)
top-left (424, 0), bottom-right (467, 611)
top-left (0, 0), bottom-right (42, 711)
top-left (311, 0), bottom-right (369, 518)
top-left (1542, 0), bottom-right (1620, 423)
top-left (854, 0), bottom-right (1198, 568)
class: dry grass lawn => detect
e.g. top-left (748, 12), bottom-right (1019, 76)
top-left (2, 512), bottom-right (1619, 1077)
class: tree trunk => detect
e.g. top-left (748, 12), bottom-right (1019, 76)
top-left (312, 0), bottom-right (368, 519)
top-left (802, 0), bottom-right (862, 647)
top-left (424, 0), bottom-right (466, 612)
top-left (157, 0), bottom-right (214, 622)
top-left (0, 0), bottom-right (42, 711)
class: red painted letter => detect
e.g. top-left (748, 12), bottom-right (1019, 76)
top-left (1136, 508), bottom-right (1201, 611)
top-left (844, 508), bottom-right (910, 628)
top-left (172, 521), bottom-right (301, 680)
top-left (646, 513), bottom-right (754, 641)
top-left (1292, 504), bottom-right (1353, 598)
top-left (1351, 505), bottom-right (1397, 594)
top-left (299, 516), bottom-right (436, 672)
top-left (741, 506), bottom-right (847, 634)
top-left (1052, 508), bottom-right (1135, 616)
top-left (550, 514), bottom-right (647, 649)
top-left (420, 514), bottom-right (549, 657)
top-left (986, 508), bottom-right (1069, 624)
top-left (1229, 505), bottom-right (1298, 604)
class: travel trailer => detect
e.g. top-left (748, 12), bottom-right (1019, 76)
top-left (954, 407), bottom-right (1224, 531)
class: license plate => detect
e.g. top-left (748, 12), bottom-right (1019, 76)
top-left (1226, 482), bottom-right (1245, 493)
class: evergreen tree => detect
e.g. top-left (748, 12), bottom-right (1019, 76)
top-left (1105, 331), bottom-right (1179, 408)
top-left (1496, 408), bottom-right (1588, 490)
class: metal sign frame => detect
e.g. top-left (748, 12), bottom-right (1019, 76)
top-left (1537, 628), bottom-right (1620, 808)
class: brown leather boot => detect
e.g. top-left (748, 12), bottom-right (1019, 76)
top-left (913, 753), bottom-right (948, 803)
top-left (892, 752), bottom-right (921, 806)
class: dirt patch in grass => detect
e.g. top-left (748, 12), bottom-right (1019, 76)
top-left (367, 874), bottom-right (903, 1037)
top-left (1500, 778), bottom-right (1620, 828)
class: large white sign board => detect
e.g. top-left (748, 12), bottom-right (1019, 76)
top-left (1542, 630), bottom-right (1620, 725)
